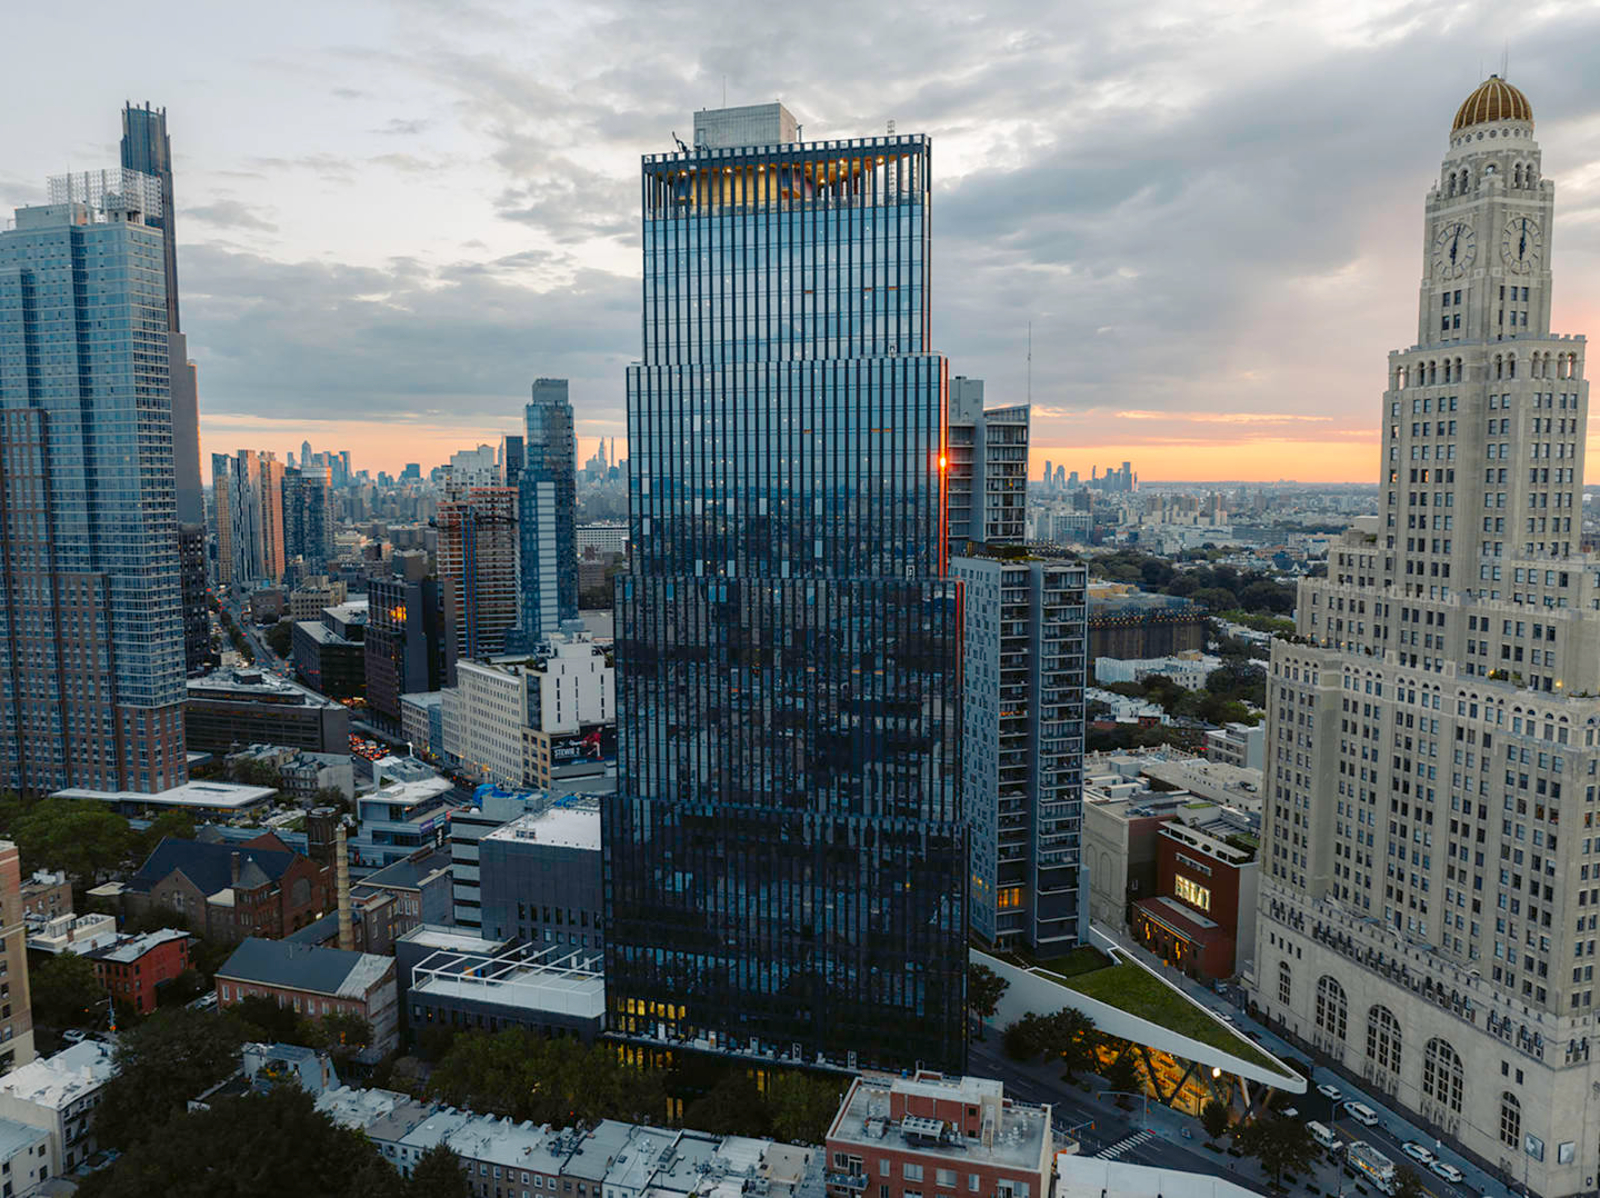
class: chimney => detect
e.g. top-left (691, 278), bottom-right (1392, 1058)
top-left (230, 852), bottom-right (241, 885)
top-left (335, 822), bottom-right (354, 952)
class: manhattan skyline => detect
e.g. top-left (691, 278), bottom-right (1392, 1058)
top-left (5, 1), bottom-right (1600, 482)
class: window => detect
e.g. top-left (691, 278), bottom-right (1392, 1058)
top-left (1422, 1038), bottom-right (1464, 1113)
top-left (1501, 1092), bottom-right (1522, 1148)
top-left (1278, 961), bottom-right (1292, 1006)
top-left (903, 1165), bottom-right (924, 1182)
top-left (1175, 876), bottom-right (1211, 912)
top-left (1366, 1005), bottom-right (1403, 1076)
top-left (1315, 975), bottom-right (1348, 1039)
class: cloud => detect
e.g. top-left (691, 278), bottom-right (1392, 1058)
top-left (375, 118), bottom-right (430, 136)
top-left (186, 199), bottom-right (279, 233)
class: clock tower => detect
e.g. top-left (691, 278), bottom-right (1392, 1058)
top-left (1419, 75), bottom-right (1554, 349)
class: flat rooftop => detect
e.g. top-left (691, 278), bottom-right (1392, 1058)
top-left (187, 666), bottom-right (342, 707)
top-left (87, 927), bottom-right (189, 963)
top-left (411, 940), bottom-right (604, 1020)
top-left (53, 780), bottom-right (277, 810)
top-left (0, 1042), bottom-right (115, 1109)
top-left (482, 803), bottom-right (600, 852)
top-left (829, 1075), bottom-right (1048, 1172)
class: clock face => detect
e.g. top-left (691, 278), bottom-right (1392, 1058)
top-left (1433, 221), bottom-right (1476, 278)
top-left (1502, 216), bottom-right (1544, 274)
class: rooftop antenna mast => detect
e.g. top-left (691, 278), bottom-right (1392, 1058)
top-left (1027, 321), bottom-right (1033, 404)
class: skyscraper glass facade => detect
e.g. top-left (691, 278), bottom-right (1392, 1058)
top-left (0, 198), bottom-right (186, 792)
top-left (519, 378), bottom-right (577, 642)
top-left (606, 109), bottom-right (967, 1071)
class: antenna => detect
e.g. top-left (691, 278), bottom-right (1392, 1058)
top-left (1027, 321), bottom-right (1033, 404)
top-left (1502, 44), bottom-right (1509, 78)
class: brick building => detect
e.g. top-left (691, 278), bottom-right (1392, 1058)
top-left (123, 835), bottom-right (332, 943)
top-left (0, 842), bottom-right (33, 1071)
top-left (19, 870), bottom-right (71, 922)
top-left (88, 928), bottom-right (191, 1014)
top-left (1131, 818), bottom-right (1259, 982)
top-left (826, 1073), bottom-right (1053, 1198)
top-left (216, 938), bottom-right (399, 1060)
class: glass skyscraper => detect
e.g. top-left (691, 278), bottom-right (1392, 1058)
top-left (121, 102), bottom-right (202, 528)
top-left (606, 103), bottom-right (967, 1071)
top-left (519, 378), bottom-right (578, 642)
top-left (0, 187), bottom-right (187, 793)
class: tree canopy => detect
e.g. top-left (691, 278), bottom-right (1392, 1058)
top-left (427, 1029), bottom-right (665, 1127)
top-left (0, 794), bottom-right (134, 882)
top-left (78, 1085), bottom-right (386, 1198)
top-left (30, 952), bottom-right (105, 1029)
top-left (94, 1006), bottom-right (248, 1151)
top-left (967, 963), bottom-right (1009, 1039)
top-left (1234, 1116), bottom-right (1318, 1186)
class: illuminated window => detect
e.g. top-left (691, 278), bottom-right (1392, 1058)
top-left (996, 886), bottom-right (1025, 911)
top-left (1174, 876), bottom-right (1212, 912)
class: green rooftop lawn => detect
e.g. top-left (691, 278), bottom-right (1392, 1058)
top-left (1038, 961), bottom-right (1290, 1077)
top-left (1032, 946), bottom-right (1111, 978)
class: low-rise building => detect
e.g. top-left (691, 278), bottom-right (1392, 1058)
top-left (123, 835), bottom-right (332, 943)
top-left (395, 926), bottom-right (604, 1048)
top-left (216, 938), bottom-right (399, 1061)
top-left (350, 774), bottom-right (462, 873)
top-left (478, 798), bottom-right (601, 952)
top-left (448, 784), bottom-right (550, 929)
top-left (1202, 721), bottom-right (1265, 772)
top-left (289, 577), bottom-right (349, 621)
top-left (400, 691), bottom-right (446, 760)
top-left (25, 913), bottom-right (119, 957)
top-left (185, 666), bottom-right (350, 755)
top-left (1131, 817), bottom-right (1258, 982)
top-left (292, 602), bottom-right (368, 700)
top-left (19, 872), bottom-right (71, 923)
top-left (1094, 651), bottom-right (1221, 691)
top-left (825, 1073), bottom-right (1053, 1198)
top-left (227, 743), bottom-right (354, 801)
top-left (0, 1117), bottom-right (50, 1195)
top-left (292, 846), bottom-right (455, 955)
top-left (87, 928), bottom-right (191, 1015)
top-left (0, 1042), bottom-right (115, 1176)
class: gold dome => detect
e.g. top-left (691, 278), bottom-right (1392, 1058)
top-left (1452, 75), bottom-right (1533, 132)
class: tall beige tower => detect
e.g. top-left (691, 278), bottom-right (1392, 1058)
top-left (1250, 77), bottom-right (1593, 1198)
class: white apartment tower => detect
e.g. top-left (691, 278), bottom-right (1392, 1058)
top-left (1250, 77), bottom-right (1595, 1198)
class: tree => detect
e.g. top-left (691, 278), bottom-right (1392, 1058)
top-left (428, 1029), bottom-right (664, 1127)
top-left (1391, 1166), bottom-right (1429, 1198)
top-left (1200, 1099), bottom-right (1230, 1142)
top-left (320, 1009), bottom-right (372, 1059)
top-left (1191, 587), bottom-right (1239, 613)
top-left (967, 964), bottom-right (1009, 1040)
top-left (7, 797), bottom-right (133, 883)
top-left (1098, 1049), bottom-right (1141, 1098)
top-left (1002, 1014), bottom-right (1047, 1062)
top-left (406, 1144), bottom-right (473, 1197)
top-left (1234, 1117), bottom-right (1318, 1189)
top-left (94, 1006), bottom-right (246, 1151)
top-left (233, 994), bottom-right (301, 1043)
top-left (765, 1072), bottom-right (846, 1144)
top-left (30, 952), bottom-right (104, 1029)
top-left (683, 1073), bottom-right (772, 1138)
top-left (137, 809), bottom-right (197, 858)
top-left (1045, 1008), bottom-right (1101, 1080)
top-left (264, 621), bottom-right (293, 657)
top-left (78, 1084), bottom-right (385, 1198)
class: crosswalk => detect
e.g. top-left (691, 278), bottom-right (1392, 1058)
top-left (1096, 1131), bottom-right (1155, 1160)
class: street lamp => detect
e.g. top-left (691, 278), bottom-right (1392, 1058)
top-left (1102, 1090), bottom-right (1151, 1133)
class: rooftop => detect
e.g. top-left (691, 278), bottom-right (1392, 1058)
top-left (127, 836), bottom-right (300, 898)
top-left (410, 940), bottom-right (604, 1020)
top-left (86, 927), bottom-right (189, 964)
top-left (53, 780), bottom-right (277, 811)
top-left (217, 937), bottom-right (393, 998)
top-left (354, 846), bottom-right (453, 893)
top-left (0, 1117), bottom-right (45, 1160)
top-left (482, 802), bottom-right (601, 852)
top-left (0, 1042), bottom-right (115, 1109)
top-left (187, 666), bottom-right (342, 708)
top-left (828, 1074), bottom-right (1049, 1171)
top-left (397, 924), bottom-right (505, 955)
top-left (447, 1114), bottom-right (566, 1174)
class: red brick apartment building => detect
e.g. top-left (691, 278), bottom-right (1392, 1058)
top-left (826, 1073), bottom-right (1053, 1198)
top-left (88, 928), bottom-right (191, 1014)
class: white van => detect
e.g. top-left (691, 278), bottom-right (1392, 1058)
top-left (1343, 1101), bottom-right (1381, 1127)
top-left (1308, 1121), bottom-right (1343, 1152)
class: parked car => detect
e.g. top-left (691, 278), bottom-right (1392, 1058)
top-left (1317, 1083), bottom-right (1343, 1101)
top-left (1429, 1161), bottom-right (1464, 1183)
top-left (1401, 1142), bottom-right (1437, 1166)
top-left (60, 1029), bottom-right (88, 1045)
top-left (1343, 1101), bottom-right (1380, 1127)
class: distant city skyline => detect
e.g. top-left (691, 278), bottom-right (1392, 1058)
top-left (5, 3), bottom-right (1600, 485)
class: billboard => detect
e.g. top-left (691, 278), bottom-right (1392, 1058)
top-left (550, 724), bottom-right (616, 767)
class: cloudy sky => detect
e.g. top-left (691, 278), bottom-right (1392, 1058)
top-left (5, 0), bottom-right (1600, 483)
